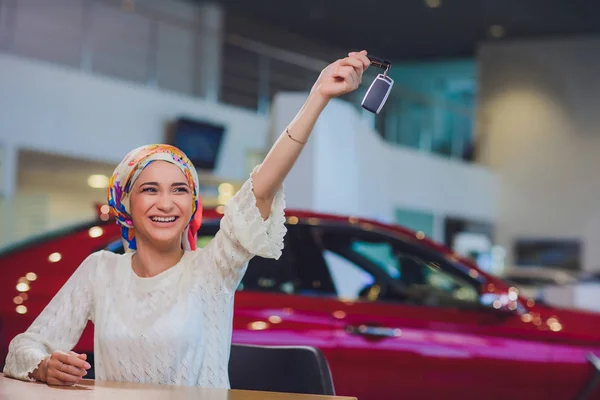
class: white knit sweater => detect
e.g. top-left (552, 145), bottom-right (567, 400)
top-left (3, 176), bottom-right (287, 388)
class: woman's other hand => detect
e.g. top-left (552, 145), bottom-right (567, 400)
top-left (33, 350), bottom-right (91, 385)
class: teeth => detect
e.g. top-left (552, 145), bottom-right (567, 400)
top-left (151, 216), bottom-right (176, 223)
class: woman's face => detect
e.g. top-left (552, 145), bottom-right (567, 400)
top-left (129, 161), bottom-right (194, 250)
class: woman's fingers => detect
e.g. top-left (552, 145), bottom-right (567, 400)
top-left (60, 360), bottom-right (88, 377)
top-left (43, 350), bottom-right (90, 385)
top-left (68, 351), bottom-right (88, 361)
top-left (56, 351), bottom-right (91, 371)
top-left (49, 356), bottom-right (87, 377)
top-left (333, 65), bottom-right (360, 89)
top-left (349, 50), bottom-right (371, 70)
top-left (45, 361), bottom-right (78, 385)
top-left (341, 55), bottom-right (365, 75)
top-left (339, 55), bottom-right (367, 86)
top-left (47, 368), bottom-right (82, 385)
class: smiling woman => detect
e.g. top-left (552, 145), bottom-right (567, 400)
top-left (128, 161), bottom-right (195, 276)
top-left (2, 50), bottom-right (372, 389)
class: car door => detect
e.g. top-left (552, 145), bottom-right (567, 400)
top-left (310, 224), bottom-right (554, 400)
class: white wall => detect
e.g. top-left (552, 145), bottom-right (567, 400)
top-left (477, 37), bottom-right (600, 272)
top-left (273, 93), bottom-right (499, 239)
top-left (0, 53), bottom-right (268, 180)
top-left (2, 0), bottom-right (219, 98)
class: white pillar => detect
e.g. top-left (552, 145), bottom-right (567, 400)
top-left (361, 107), bottom-right (376, 129)
top-left (0, 142), bottom-right (17, 198)
top-left (0, 143), bottom-right (17, 247)
top-left (195, 2), bottom-right (224, 102)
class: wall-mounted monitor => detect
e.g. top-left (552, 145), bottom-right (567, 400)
top-left (514, 238), bottom-right (581, 271)
top-left (168, 117), bottom-right (226, 171)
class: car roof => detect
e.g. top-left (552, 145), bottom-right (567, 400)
top-left (203, 207), bottom-right (458, 255)
top-left (202, 207), bottom-right (493, 282)
top-left (0, 206), bottom-right (494, 284)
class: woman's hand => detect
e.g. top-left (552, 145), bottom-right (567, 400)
top-left (312, 50), bottom-right (371, 100)
top-left (33, 350), bottom-right (91, 385)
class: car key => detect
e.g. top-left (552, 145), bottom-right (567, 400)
top-left (361, 55), bottom-right (394, 114)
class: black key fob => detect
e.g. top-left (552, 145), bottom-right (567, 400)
top-left (361, 55), bottom-right (394, 114)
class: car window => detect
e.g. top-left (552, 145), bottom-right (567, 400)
top-left (314, 226), bottom-right (480, 309)
top-left (240, 224), bottom-right (335, 296)
top-left (322, 249), bottom-right (375, 300)
top-left (104, 221), bottom-right (335, 296)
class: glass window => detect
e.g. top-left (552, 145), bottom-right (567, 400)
top-left (351, 240), bottom-right (400, 279)
top-left (322, 249), bottom-right (375, 300)
top-left (316, 227), bottom-right (480, 309)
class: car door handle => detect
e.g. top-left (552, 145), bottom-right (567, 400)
top-left (345, 324), bottom-right (402, 338)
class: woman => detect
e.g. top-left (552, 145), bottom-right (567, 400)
top-left (3, 50), bottom-right (371, 387)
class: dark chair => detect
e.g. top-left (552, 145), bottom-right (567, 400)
top-left (228, 344), bottom-right (335, 395)
top-left (577, 352), bottom-right (600, 400)
top-left (83, 352), bottom-right (95, 379)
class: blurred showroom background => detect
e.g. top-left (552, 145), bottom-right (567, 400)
top-left (1, 0), bottom-right (600, 311)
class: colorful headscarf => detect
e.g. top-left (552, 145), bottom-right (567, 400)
top-left (107, 144), bottom-right (202, 253)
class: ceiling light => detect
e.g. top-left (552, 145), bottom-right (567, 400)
top-left (25, 272), bottom-right (37, 281)
top-left (88, 174), bottom-right (109, 189)
top-left (16, 305), bottom-right (27, 314)
top-left (425, 0), bottom-right (441, 8)
top-left (489, 25), bottom-right (505, 38)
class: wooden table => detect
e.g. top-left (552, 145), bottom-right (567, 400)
top-left (0, 374), bottom-right (356, 400)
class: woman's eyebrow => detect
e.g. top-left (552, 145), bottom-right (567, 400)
top-left (172, 182), bottom-right (189, 187)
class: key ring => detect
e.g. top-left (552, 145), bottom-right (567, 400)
top-left (367, 55), bottom-right (392, 75)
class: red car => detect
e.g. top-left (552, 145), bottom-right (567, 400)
top-left (1, 208), bottom-right (599, 400)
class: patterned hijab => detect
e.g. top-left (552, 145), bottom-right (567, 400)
top-left (107, 144), bottom-right (202, 253)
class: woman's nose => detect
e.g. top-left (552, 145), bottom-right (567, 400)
top-left (156, 193), bottom-right (174, 211)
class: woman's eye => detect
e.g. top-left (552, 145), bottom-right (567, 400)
top-left (174, 187), bottom-right (189, 193)
top-left (142, 187), bottom-right (157, 193)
